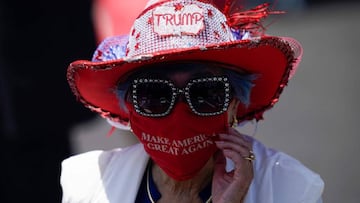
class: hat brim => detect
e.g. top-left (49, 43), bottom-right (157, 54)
top-left (67, 36), bottom-right (300, 125)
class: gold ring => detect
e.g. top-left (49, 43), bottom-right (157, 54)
top-left (243, 150), bottom-right (255, 162)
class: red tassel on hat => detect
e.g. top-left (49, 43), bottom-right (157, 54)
top-left (213, 0), bottom-right (284, 37)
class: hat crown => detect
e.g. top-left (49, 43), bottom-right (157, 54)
top-left (70, 0), bottom-right (303, 126)
top-left (125, 0), bottom-right (236, 58)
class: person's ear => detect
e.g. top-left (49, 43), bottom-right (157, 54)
top-left (227, 99), bottom-right (240, 127)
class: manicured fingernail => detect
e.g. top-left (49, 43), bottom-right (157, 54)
top-left (215, 141), bottom-right (225, 147)
top-left (222, 149), bottom-right (231, 156)
top-left (218, 133), bottom-right (227, 138)
top-left (215, 141), bottom-right (223, 145)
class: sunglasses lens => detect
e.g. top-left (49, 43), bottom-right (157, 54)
top-left (134, 82), bottom-right (173, 115)
top-left (188, 81), bottom-right (228, 114)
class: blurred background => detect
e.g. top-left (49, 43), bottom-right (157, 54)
top-left (1, 0), bottom-right (359, 202)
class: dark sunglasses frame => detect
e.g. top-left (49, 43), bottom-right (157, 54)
top-left (131, 76), bottom-right (231, 117)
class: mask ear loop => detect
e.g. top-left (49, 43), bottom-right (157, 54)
top-left (251, 120), bottom-right (259, 137)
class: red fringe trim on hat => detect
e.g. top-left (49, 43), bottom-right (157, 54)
top-left (219, 1), bottom-right (285, 37)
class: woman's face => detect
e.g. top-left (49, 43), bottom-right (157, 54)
top-left (125, 65), bottom-right (237, 180)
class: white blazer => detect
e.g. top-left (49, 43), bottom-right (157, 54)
top-left (61, 137), bottom-right (324, 203)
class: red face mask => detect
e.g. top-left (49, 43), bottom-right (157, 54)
top-left (128, 103), bottom-right (229, 181)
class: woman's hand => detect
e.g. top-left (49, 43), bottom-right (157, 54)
top-left (212, 128), bottom-right (254, 203)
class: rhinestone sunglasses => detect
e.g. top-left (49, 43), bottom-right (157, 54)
top-left (131, 76), bottom-right (231, 117)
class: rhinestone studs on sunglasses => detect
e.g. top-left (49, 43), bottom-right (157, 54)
top-left (131, 76), bottom-right (231, 117)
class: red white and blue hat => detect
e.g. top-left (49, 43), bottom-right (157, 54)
top-left (67, 0), bottom-right (303, 126)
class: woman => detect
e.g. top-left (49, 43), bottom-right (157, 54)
top-left (61, 0), bottom-right (324, 202)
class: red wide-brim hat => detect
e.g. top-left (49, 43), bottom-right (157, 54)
top-left (67, 0), bottom-right (302, 127)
